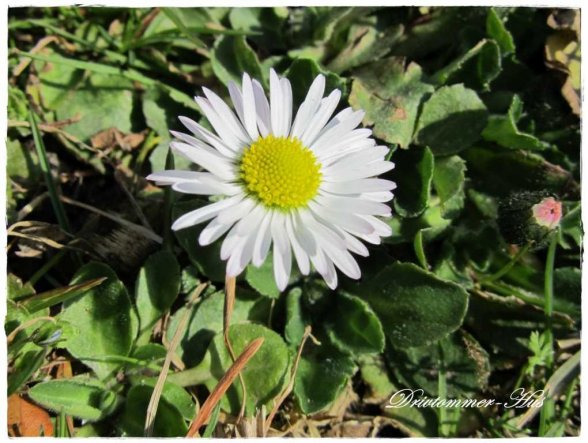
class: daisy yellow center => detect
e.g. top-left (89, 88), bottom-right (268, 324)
top-left (239, 135), bottom-right (321, 209)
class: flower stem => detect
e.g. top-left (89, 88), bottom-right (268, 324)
top-left (539, 233), bottom-right (558, 435)
top-left (480, 243), bottom-right (531, 284)
top-left (414, 230), bottom-right (429, 270)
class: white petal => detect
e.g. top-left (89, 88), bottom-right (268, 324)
top-left (300, 89), bottom-right (341, 147)
top-left (147, 170), bottom-right (214, 185)
top-left (172, 181), bottom-right (239, 196)
top-left (178, 116), bottom-right (237, 157)
top-left (228, 81), bottom-right (245, 123)
top-left (290, 74), bottom-right (325, 138)
top-left (194, 97), bottom-right (248, 150)
top-left (216, 197), bottom-right (257, 226)
top-left (323, 161), bottom-right (396, 182)
top-left (285, 214), bottom-right (310, 275)
top-left (271, 212), bottom-right (292, 291)
top-left (252, 211), bottom-right (273, 266)
top-left (172, 195), bottom-right (243, 231)
top-left (269, 69), bottom-right (285, 136)
top-left (321, 178), bottom-right (397, 195)
top-left (360, 214), bottom-right (393, 237)
top-left (311, 109), bottom-right (364, 154)
top-left (280, 77), bottom-right (293, 136)
top-left (322, 145), bottom-right (389, 171)
top-left (252, 79), bottom-right (271, 137)
top-left (360, 191), bottom-right (395, 202)
top-left (335, 227), bottom-right (370, 257)
top-left (199, 217), bottom-right (234, 246)
top-left (241, 73), bottom-right (260, 141)
top-left (202, 87), bottom-right (250, 144)
top-left (308, 202), bottom-right (375, 236)
top-left (170, 141), bottom-right (236, 181)
top-left (315, 194), bottom-right (391, 216)
top-left (226, 231), bottom-right (256, 277)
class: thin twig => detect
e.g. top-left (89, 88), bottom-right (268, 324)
top-left (223, 275), bottom-right (247, 423)
top-left (144, 282), bottom-right (208, 436)
top-left (264, 325), bottom-right (312, 435)
top-left (186, 337), bottom-right (265, 437)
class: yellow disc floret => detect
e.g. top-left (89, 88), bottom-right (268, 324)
top-left (240, 135), bottom-right (322, 210)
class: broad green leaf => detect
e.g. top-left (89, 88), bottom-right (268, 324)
top-left (432, 155), bottom-right (467, 219)
top-left (167, 288), bottom-right (271, 367)
top-left (130, 377), bottom-right (196, 420)
top-left (391, 331), bottom-right (490, 398)
top-left (482, 94), bottom-right (547, 150)
top-left (61, 262), bottom-right (138, 379)
top-left (554, 267), bottom-right (581, 306)
top-left (385, 200), bottom-right (452, 245)
top-left (211, 35), bottom-right (263, 86)
top-left (327, 22), bottom-right (403, 74)
top-left (7, 137), bottom-right (39, 182)
top-left (285, 58), bottom-right (346, 108)
top-left (486, 8), bottom-right (516, 55)
top-left (245, 251), bottom-right (300, 298)
top-left (463, 146), bottom-right (576, 197)
top-left (36, 53), bottom-right (134, 141)
top-left (326, 291), bottom-right (385, 355)
top-left (415, 84), bottom-right (488, 155)
top-left (204, 323), bottom-right (290, 417)
top-left (7, 273), bottom-right (35, 301)
top-left (228, 7), bottom-right (288, 51)
top-left (391, 146), bottom-right (434, 217)
top-left (135, 250), bottom-right (181, 345)
top-left (358, 354), bottom-right (395, 403)
top-left (293, 340), bottom-right (356, 414)
top-left (29, 378), bottom-right (119, 421)
top-left (284, 287), bottom-right (311, 346)
top-left (359, 262), bottom-right (469, 348)
top-left (431, 39), bottom-right (501, 89)
top-left (349, 58), bottom-right (434, 148)
top-left (383, 397), bottom-right (439, 437)
top-left (21, 277), bottom-right (106, 313)
top-left (118, 385), bottom-right (187, 437)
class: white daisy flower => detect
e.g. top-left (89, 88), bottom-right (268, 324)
top-left (148, 69), bottom-right (396, 291)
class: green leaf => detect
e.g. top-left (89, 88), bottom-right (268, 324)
top-left (293, 339), bottom-right (356, 414)
top-left (284, 287), bottom-right (311, 346)
top-left (130, 377), bottom-right (196, 420)
top-left (432, 155), bottom-right (467, 219)
top-left (204, 323), bottom-right (290, 417)
top-left (135, 250), bottom-right (181, 345)
top-left (228, 7), bottom-right (289, 51)
top-left (486, 8), bottom-right (515, 55)
top-left (327, 22), bottom-right (403, 74)
top-left (358, 354), bottom-right (396, 403)
top-left (7, 343), bottom-right (46, 395)
top-left (391, 331), bottom-right (490, 398)
top-left (36, 53), bottom-right (135, 141)
top-left (21, 277), bottom-right (106, 313)
top-left (285, 58), bottom-right (346, 108)
top-left (431, 39), bottom-right (501, 89)
top-left (482, 94), bottom-right (547, 151)
top-left (245, 253), bottom-right (280, 298)
top-left (391, 146), bottom-right (434, 217)
top-left (167, 288), bottom-right (271, 367)
top-left (6, 137), bottom-right (39, 182)
top-left (143, 86), bottom-right (195, 172)
top-left (211, 35), bottom-right (263, 86)
top-left (349, 58), bottom-right (434, 148)
top-left (415, 84), bottom-right (488, 155)
top-left (385, 201), bottom-right (452, 245)
top-left (326, 291), bottom-right (385, 355)
top-left (463, 146), bottom-right (575, 197)
top-left (29, 378), bottom-right (119, 421)
top-left (60, 262), bottom-right (138, 379)
top-left (118, 385), bottom-right (188, 437)
top-left (359, 262), bottom-right (469, 348)
top-left (7, 273), bottom-right (35, 301)
top-left (558, 202), bottom-right (581, 249)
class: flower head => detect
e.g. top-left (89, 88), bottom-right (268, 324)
top-left (148, 69), bottom-right (396, 290)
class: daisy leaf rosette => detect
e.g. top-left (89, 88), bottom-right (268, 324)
top-left (148, 69), bottom-right (396, 290)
